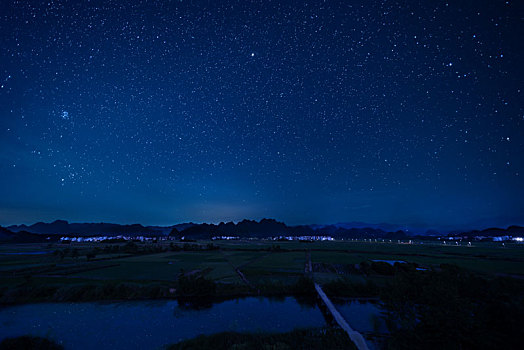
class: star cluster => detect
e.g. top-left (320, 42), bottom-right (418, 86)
top-left (0, 0), bottom-right (522, 228)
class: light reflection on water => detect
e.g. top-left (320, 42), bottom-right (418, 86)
top-left (0, 297), bottom-right (325, 350)
top-left (0, 297), bottom-right (386, 349)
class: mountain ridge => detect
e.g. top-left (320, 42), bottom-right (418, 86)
top-left (4, 219), bottom-right (523, 241)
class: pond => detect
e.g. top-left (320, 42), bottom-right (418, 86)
top-left (334, 299), bottom-right (388, 334)
top-left (0, 297), bottom-right (325, 349)
top-left (0, 297), bottom-right (387, 349)
top-left (371, 260), bottom-right (407, 266)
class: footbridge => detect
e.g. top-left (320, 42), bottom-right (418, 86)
top-left (314, 283), bottom-right (370, 350)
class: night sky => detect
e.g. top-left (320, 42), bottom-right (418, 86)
top-left (1, 0), bottom-right (523, 229)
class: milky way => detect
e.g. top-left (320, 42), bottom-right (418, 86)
top-left (0, 0), bottom-right (522, 228)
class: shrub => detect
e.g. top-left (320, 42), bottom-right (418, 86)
top-left (291, 276), bottom-right (315, 295)
top-left (0, 336), bottom-right (63, 350)
top-left (370, 261), bottom-right (395, 275)
top-left (166, 328), bottom-right (356, 350)
top-left (177, 275), bottom-right (216, 296)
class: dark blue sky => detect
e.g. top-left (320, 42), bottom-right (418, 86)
top-left (1, 0), bottom-right (523, 229)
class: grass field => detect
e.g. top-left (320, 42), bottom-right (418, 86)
top-left (240, 251), bottom-right (306, 285)
top-left (67, 251), bottom-right (241, 282)
top-left (2, 239), bottom-right (522, 350)
top-left (0, 239), bottom-right (523, 303)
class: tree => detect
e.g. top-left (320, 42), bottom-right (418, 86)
top-left (53, 249), bottom-right (65, 261)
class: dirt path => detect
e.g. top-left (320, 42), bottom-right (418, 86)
top-left (315, 283), bottom-right (370, 350)
top-left (305, 250), bottom-right (312, 276)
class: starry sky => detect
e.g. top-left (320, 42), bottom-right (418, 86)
top-left (0, 0), bottom-right (523, 229)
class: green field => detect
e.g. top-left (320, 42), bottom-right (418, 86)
top-left (241, 251), bottom-right (306, 284)
top-left (69, 251), bottom-right (239, 282)
top-left (1, 239), bottom-right (523, 304)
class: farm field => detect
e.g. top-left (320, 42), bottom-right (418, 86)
top-left (1, 239), bottom-right (523, 303)
top-left (69, 251), bottom-right (239, 282)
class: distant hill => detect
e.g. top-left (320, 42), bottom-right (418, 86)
top-left (311, 222), bottom-right (443, 235)
top-left (4, 218), bottom-right (522, 241)
top-left (312, 221), bottom-right (404, 232)
top-left (171, 219), bottom-right (410, 240)
top-left (170, 218), bottom-right (312, 239)
top-left (0, 226), bottom-right (53, 243)
top-left (6, 220), bottom-right (180, 236)
top-left (447, 225), bottom-right (524, 239)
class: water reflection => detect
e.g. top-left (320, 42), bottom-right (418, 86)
top-left (0, 297), bottom-right (326, 350)
top-left (177, 297), bottom-right (215, 311)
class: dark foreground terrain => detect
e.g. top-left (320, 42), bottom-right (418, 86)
top-left (1, 239), bottom-right (523, 349)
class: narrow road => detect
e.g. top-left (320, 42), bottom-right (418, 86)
top-left (305, 250), bottom-right (312, 276)
top-left (315, 283), bottom-right (370, 350)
